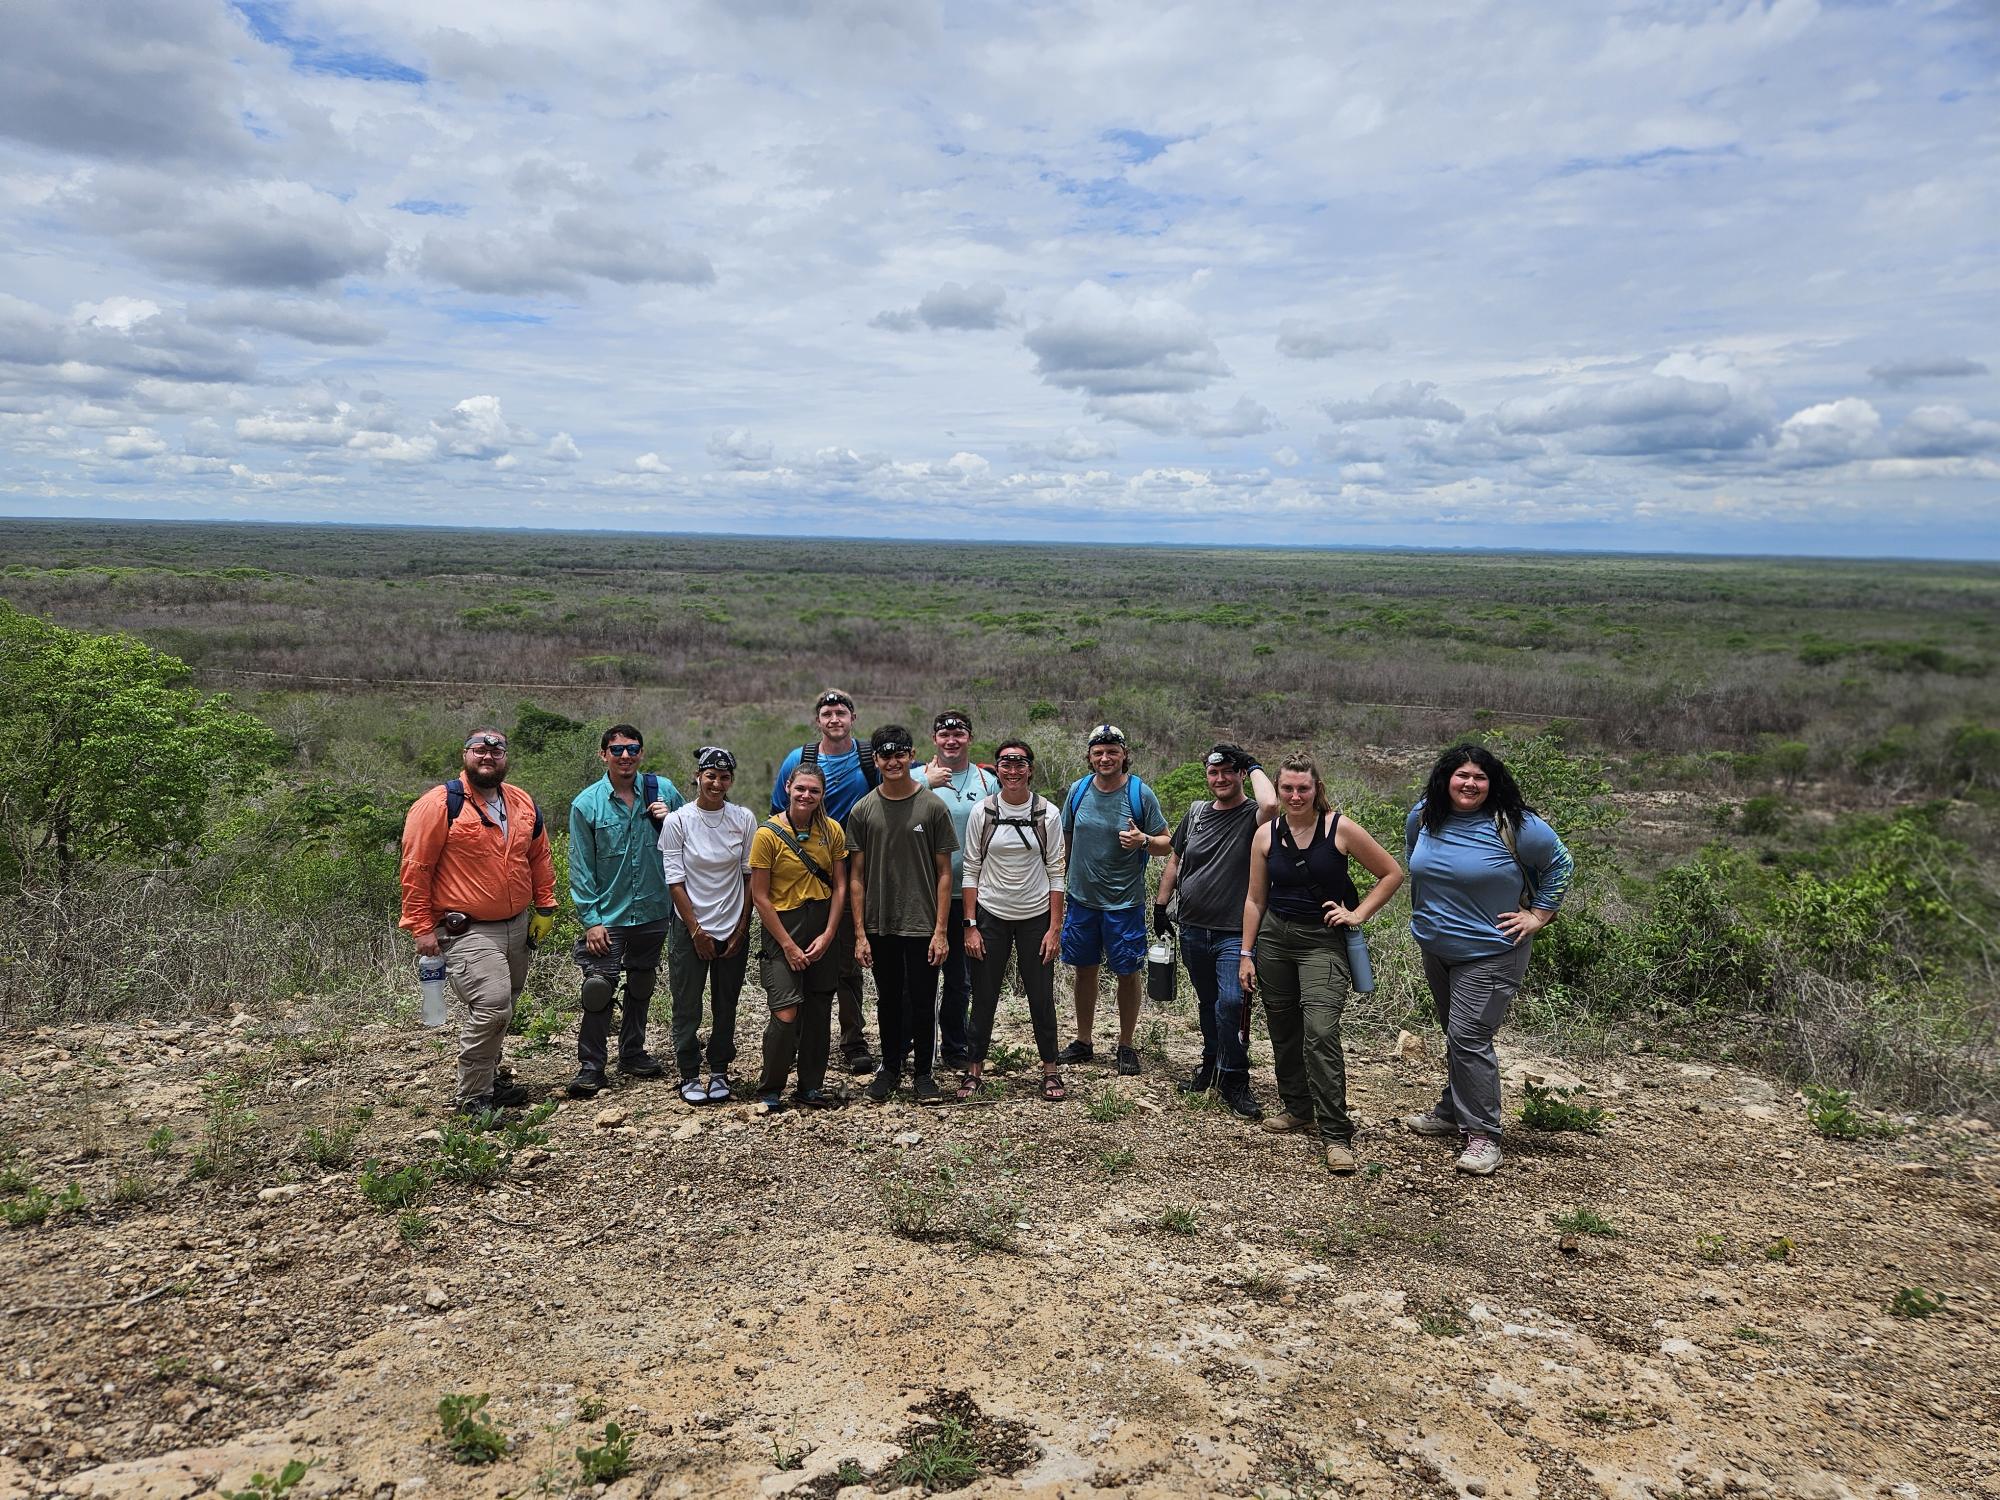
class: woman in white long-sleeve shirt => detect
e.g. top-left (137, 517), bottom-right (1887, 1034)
top-left (659, 747), bottom-right (758, 1104)
top-left (958, 739), bottom-right (1068, 1102)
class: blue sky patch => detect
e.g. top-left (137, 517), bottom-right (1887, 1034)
top-left (234, 2), bottom-right (426, 85)
top-left (393, 199), bottom-right (467, 217)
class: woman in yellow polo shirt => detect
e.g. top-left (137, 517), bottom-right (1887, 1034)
top-left (749, 762), bottom-right (850, 1109)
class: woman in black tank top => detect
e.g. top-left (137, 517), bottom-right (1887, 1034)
top-left (1238, 753), bottom-right (1406, 1174)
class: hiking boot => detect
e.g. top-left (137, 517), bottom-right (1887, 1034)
top-left (1323, 1141), bottom-right (1357, 1175)
top-left (618, 1052), bottom-right (665, 1079)
top-left (913, 1074), bottom-right (943, 1105)
top-left (845, 1049), bottom-right (877, 1075)
top-left (1114, 1045), bottom-right (1141, 1076)
top-left (1456, 1134), bottom-right (1503, 1176)
top-left (454, 1093), bottom-right (494, 1117)
top-left (1261, 1111), bottom-right (1313, 1134)
top-left (1402, 1109), bottom-right (1459, 1137)
top-left (1057, 1040), bottom-right (1095, 1065)
top-left (488, 1080), bottom-right (530, 1108)
top-left (1216, 1088), bottom-right (1264, 1120)
top-left (864, 1069), bottom-right (896, 1103)
top-left (567, 1067), bottom-right (608, 1099)
top-left (1178, 1063), bottom-right (1215, 1095)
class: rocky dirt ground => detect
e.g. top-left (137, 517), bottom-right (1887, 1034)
top-left (1, 989), bottom-right (1995, 1500)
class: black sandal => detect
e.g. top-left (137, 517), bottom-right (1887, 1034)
top-left (952, 1071), bottom-right (982, 1103)
top-left (1040, 1073), bottom-right (1068, 1102)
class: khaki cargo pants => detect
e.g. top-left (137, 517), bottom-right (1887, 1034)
top-left (442, 910), bottom-right (531, 1107)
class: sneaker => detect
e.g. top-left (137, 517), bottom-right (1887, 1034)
top-left (1114, 1045), bottom-right (1140, 1076)
top-left (488, 1080), bottom-right (530, 1108)
top-left (705, 1074), bottom-right (733, 1104)
top-left (1177, 1063), bottom-right (1215, 1095)
top-left (1057, 1039), bottom-right (1095, 1064)
top-left (618, 1053), bottom-right (665, 1079)
top-left (913, 1074), bottom-right (943, 1105)
top-left (793, 1089), bottom-right (843, 1110)
top-left (1219, 1084), bottom-right (1263, 1121)
top-left (1261, 1111), bottom-right (1313, 1134)
top-left (567, 1067), bottom-right (608, 1099)
top-left (679, 1078), bottom-right (708, 1106)
top-left (1402, 1109), bottom-right (1459, 1137)
top-left (1456, 1134), bottom-right (1503, 1176)
top-left (756, 1092), bottom-right (788, 1113)
top-left (864, 1069), bottom-right (896, 1103)
top-left (1323, 1141), bottom-right (1357, 1175)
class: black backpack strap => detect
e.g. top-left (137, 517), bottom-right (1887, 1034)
top-left (445, 777), bottom-right (466, 826)
top-left (765, 818), bottom-right (833, 891)
top-left (857, 743), bottom-right (880, 791)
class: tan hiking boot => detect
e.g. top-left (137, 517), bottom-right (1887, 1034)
top-left (1456, 1133), bottom-right (1503, 1175)
top-left (1323, 1141), bottom-right (1357, 1175)
top-left (1261, 1111), bottom-right (1313, 1134)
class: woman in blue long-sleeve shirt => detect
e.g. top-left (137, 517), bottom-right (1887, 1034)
top-left (1402, 744), bottom-right (1573, 1177)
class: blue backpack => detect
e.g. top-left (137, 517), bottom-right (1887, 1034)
top-left (444, 778), bottom-right (545, 839)
top-left (1062, 773), bottom-right (1150, 846)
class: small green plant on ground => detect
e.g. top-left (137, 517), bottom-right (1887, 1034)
top-left (1519, 1082), bottom-right (1608, 1134)
top-left (1801, 1084), bottom-right (1864, 1140)
top-left (984, 1040), bottom-right (1031, 1073)
top-left (437, 1392), bottom-right (509, 1464)
top-left (1088, 1088), bottom-right (1135, 1122)
top-left (575, 1394), bottom-right (608, 1423)
top-left (0, 1164), bottom-right (33, 1194)
top-left (575, 1422), bottom-right (633, 1483)
top-left (189, 1080), bottom-right (257, 1182)
top-left (510, 992), bottom-right (569, 1053)
top-left (1733, 1325), bottom-right (1775, 1343)
top-left (1765, 1236), bottom-right (1795, 1262)
top-left (397, 1211), bottom-right (434, 1246)
top-left (496, 1100), bottom-right (558, 1151)
top-left (434, 1122), bottom-right (506, 1186)
top-left (958, 1192), bottom-right (1022, 1253)
top-left (1416, 1309), bottom-right (1465, 1338)
top-left (889, 1414), bottom-right (981, 1490)
top-left (221, 1458), bottom-right (317, 1500)
top-left (1175, 1084), bottom-right (1222, 1114)
top-left (359, 1160), bottom-right (432, 1211)
top-left (833, 1458), bottom-right (867, 1487)
top-left (53, 1182), bottom-right (86, 1214)
top-left (112, 1174), bottom-right (158, 1207)
top-left (1096, 1147), bottom-right (1136, 1176)
top-left (879, 1173), bottom-right (955, 1240)
top-left (1158, 1205), bottom-right (1199, 1235)
top-left (1695, 1231), bottom-right (1733, 1263)
top-left (298, 1119), bottom-right (363, 1170)
top-left (1889, 1286), bottom-right (1945, 1318)
top-left (1551, 1207), bottom-right (1620, 1237)
top-left (3, 1186), bottom-right (53, 1227)
top-left (770, 1429), bottom-right (807, 1471)
top-left (145, 1126), bottom-right (176, 1158)
top-left (1139, 1018), bottom-right (1172, 1066)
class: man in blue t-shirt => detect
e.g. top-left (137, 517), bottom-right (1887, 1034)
top-left (769, 689), bottom-right (880, 1072)
top-left (1059, 723), bottom-right (1168, 1075)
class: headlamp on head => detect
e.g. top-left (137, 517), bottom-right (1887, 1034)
top-left (816, 690), bottom-right (855, 712)
top-left (1087, 723), bottom-right (1127, 748)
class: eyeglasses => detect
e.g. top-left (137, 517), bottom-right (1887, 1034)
top-left (465, 736), bottom-right (508, 752)
top-left (996, 755), bottom-right (1031, 768)
top-left (605, 745), bottom-right (642, 758)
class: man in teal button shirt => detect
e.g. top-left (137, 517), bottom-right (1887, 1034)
top-left (567, 723), bottom-right (684, 1097)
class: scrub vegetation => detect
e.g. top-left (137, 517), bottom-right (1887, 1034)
top-left (0, 518), bottom-right (1995, 1114)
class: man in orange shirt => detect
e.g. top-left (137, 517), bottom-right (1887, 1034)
top-left (399, 728), bottom-right (558, 1113)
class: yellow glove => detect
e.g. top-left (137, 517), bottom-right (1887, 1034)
top-left (526, 910), bottom-right (557, 949)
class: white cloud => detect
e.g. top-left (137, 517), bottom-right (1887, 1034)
top-left (430, 396), bottom-right (530, 460)
top-left (420, 213), bottom-right (714, 296)
top-left (1322, 380), bottom-right (1464, 423)
top-left (101, 427), bottom-right (166, 460)
top-left (1891, 404), bottom-right (2000, 459)
top-left (1025, 282), bottom-right (1228, 397)
top-left (1773, 397), bottom-right (1880, 465)
top-left (190, 294), bottom-right (386, 347)
top-left (1275, 319), bottom-right (1390, 359)
top-left (1867, 355), bottom-right (1990, 389)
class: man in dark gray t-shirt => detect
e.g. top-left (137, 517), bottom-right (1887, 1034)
top-left (1155, 743), bottom-right (1277, 1119)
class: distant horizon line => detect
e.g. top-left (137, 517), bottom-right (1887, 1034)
top-left (2, 512), bottom-right (1996, 569)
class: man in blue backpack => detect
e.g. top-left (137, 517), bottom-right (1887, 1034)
top-left (1059, 723), bottom-right (1169, 1075)
top-left (566, 724), bottom-right (684, 1098)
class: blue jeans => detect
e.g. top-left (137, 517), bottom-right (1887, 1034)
top-left (1181, 924), bottom-right (1249, 1078)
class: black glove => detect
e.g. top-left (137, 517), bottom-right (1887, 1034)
top-left (1153, 902), bottom-right (1174, 939)
top-left (1213, 742), bottom-right (1251, 772)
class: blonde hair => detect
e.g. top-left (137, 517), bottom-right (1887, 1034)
top-left (1277, 752), bottom-right (1332, 815)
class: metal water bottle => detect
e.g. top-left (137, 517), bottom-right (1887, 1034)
top-left (418, 954), bottom-right (449, 1027)
top-left (1344, 928), bottom-right (1376, 995)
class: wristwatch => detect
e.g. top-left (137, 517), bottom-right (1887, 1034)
top-left (963, 918), bottom-right (978, 929)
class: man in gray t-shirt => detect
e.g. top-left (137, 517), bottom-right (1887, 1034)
top-left (1155, 743), bottom-right (1277, 1118)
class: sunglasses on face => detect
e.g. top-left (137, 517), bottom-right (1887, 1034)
top-left (605, 745), bottom-right (642, 757)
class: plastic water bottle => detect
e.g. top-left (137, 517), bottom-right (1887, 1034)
top-left (418, 955), bottom-right (449, 1027)
top-left (1344, 928), bottom-right (1376, 995)
top-left (1146, 940), bottom-right (1175, 1004)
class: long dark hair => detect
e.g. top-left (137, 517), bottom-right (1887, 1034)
top-left (1419, 743), bottom-right (1530, 835)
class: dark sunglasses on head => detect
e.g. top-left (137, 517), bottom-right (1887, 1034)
top-left (465, 735), bottom-right (508, 752)
top-left (605, 744), bottom-right (642, 757)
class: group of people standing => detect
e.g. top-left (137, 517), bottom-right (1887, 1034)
top-left (397, 690), bottom-right (1574, 1178)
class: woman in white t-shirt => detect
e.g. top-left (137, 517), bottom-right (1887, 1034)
top-left (659, 747), bottom-right (759, 1104)
top-left (959, 739), bottom-right (1069, 1101)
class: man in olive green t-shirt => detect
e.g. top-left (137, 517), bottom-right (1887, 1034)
top-left (846, 725), bottom-right (958, 1104)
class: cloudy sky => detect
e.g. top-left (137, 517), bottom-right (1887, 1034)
top-left (2, 0), bottom-right (1995, 556)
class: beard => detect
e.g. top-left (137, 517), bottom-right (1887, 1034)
top-left (463, 763), bottom-right (505, 791)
